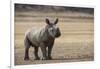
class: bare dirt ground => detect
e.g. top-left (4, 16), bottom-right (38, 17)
top-left (14, 11), bottom-right (94, 65)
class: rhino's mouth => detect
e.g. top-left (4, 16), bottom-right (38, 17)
top-left (55, 32), bottom-right (61, 38)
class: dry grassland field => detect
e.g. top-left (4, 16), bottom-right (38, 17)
top-left (14, 4), bottom-right (94, 65)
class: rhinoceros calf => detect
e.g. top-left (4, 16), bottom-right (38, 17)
top-left (24, 18), bottom-right (61, 60)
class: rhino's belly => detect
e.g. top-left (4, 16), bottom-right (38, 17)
top-left (31, 38), bottom-right (40, 47)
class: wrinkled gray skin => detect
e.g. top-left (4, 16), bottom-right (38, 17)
top-left (24, 18), bottom-right (61, 60)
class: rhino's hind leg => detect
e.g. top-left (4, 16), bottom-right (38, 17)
top-left (24, 36), bottom-right (30, 60)
top-left (34, 46), bottom-right (40, 60)
top-left (24, 47), bottom-right (30, 60)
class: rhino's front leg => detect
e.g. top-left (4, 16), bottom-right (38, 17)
top-left (47, 45), bottom-right (53, 60)
top-left (47, 41), bottom-right (54, 60)
top-left (40, 43), bottom-right (47, 60)
top-left (34, 46), bottom-right (40, 60)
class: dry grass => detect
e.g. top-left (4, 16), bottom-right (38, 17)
top-left (14, 12), bottom-right (94, 65)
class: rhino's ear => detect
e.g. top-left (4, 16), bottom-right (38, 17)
top-left (46, 18), bottom-right (50, 25)
top-left (54, 18), bottom-right (58, 24)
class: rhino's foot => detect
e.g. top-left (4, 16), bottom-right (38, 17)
top-left (41, 57), bottom-right (48, 60)
top-left (47, 56), bottom-right (52, 60)
top-left (24, 57), bottom-right (30, 61)
top-left (34, 57), bottom-right (40, 60)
